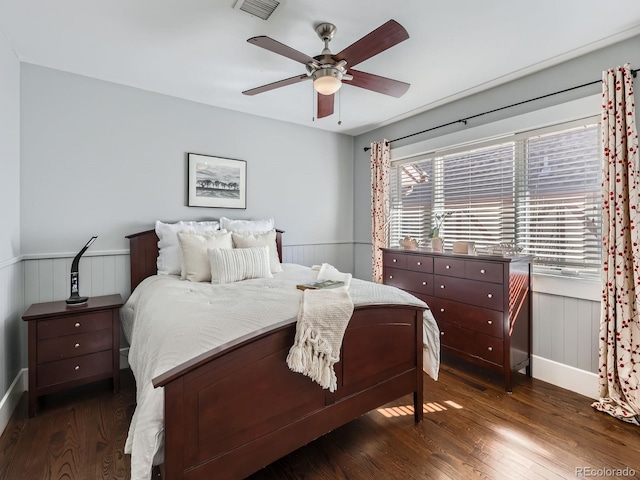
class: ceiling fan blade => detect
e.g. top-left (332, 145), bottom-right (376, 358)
top-left (334, 20), bottom-right (409, 68)
top-left (247, 36), bottom-right (317, 65)
top-left (343, 69), bottom-right (410, 98)
top-left (317, 93), bottom-right (334, 118)
top-left (243, 74), bottom-right (310, 96)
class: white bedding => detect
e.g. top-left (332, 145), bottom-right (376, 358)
top-left (121, 263), bottom-right (440, 480)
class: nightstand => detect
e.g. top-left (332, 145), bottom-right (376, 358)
top-left (22, 294), bottom-right (123, 417)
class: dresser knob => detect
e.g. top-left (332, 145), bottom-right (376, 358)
top-left (74, 365), bottom-right (80, 371)
top-left (389, 275), bottom-right (393, 279)
top-left (487, 347), bottom-right (493, 352)
top-left (74, 343), bottom-right (80, 349)
top-left (393, 259), bottom-right (397, 262)
top-left (487, 320), bottom-right (493, 325)
top-left (422, 281), bottom-right (427, 285)
top-left (74, 322), bottom-right (81, 328)
top-left (487, 293), bottom-right (493, 298)
top-left (417, 261), bottom-right (421, 266)
top-left (480, 269), bottom-right (486, 274)
top-left (440, 308), bottom-right (445, 312)
top-left (440, 285), bottom-right (445, 289)
top-left (440, 331), bottom-right (445, 336)
top-left (445, 265), bottom-right (450, 269)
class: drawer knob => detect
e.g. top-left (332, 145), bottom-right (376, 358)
top-left (74, 365), bottom-right (80, 371)
top-left (417, 261), bottom-right (421, 266)
top-left (389, 275), bottom-right (393, 279)
top-left (480, 269), bottom-right (486, 274)
top-left (74, 343), bottom-right (80, 349)
top-left (487, 293), bottom-right (493, 298)
top-left (440, 285), bottom-right (445, 289)
top-left (487, 320), bottom-right (493, 325)
top-left (74, 322), bottom-right (81, 328)
top-left (422, 281), bottom-right (427, 286)
top-left (445, 265), bottom-right (450, 269)
top-left (440, 308), bottom-right (445, 312)
top-left (487, 347), bottom-right (493, 352)
top-left (440, 331), bottom-right (445, 336)
top-left (393, 259), bottom-right (397, 262)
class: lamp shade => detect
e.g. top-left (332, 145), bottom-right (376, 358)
top-left (313, 68), bottom-right (343, 95)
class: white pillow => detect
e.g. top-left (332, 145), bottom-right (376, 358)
top-left (156, 220), bottom-right (220, 275)
top-left (219, 217), bottom-right (274, 232)
top-left (231, 230), bottom-right (283, 273)
top-left (208, 246), bottom-right (273, 284)
top-left (178, 231), bottom-right (233, 282)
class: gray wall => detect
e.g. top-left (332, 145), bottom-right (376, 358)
top-left (20, 64), bottom-right (355, 255)
top-left (0, 30), bottom-right (23, 399)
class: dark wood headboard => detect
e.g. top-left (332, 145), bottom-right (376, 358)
top-left (126, 229), bottom-right (284, 292)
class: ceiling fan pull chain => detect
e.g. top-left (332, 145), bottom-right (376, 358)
top-left (338, 89), bottom-right (342, 126)
top-left (312, 83), bottom-right (316, 121)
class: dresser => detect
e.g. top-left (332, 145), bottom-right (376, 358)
top-left (22, 294), bottom-right (123, 416)
top-left (381, 248), bottom-right (532, 391)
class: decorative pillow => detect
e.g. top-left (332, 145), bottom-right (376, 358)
top-left (208, 246), bottom-right (273, 284)
top-left (231, 230), bottom-right (283, 273)
top-left (178, 231), bottom-right (232, 282)
top-left (156, 220), bottom-right (220, 275)
top-left (219, 217), bottom-right (274, 232)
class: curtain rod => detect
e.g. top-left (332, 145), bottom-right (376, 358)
top-left (363, 68), bottom-right (639, 152)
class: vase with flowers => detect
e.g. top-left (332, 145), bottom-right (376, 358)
top-left (430, 212), bottom-right (451, 252)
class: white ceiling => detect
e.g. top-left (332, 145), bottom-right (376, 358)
top-left (2, 0), bottom-right (640, 135)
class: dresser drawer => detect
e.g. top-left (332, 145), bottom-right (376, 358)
top-left (383, 252), bottom-right (407, 269)
top-left (438, 321), bottom-right (504, 366)
top-left (465, 260), bottom-right (503, 284)
top-left (405, 255), bottom-right (433, 273)
top-left (428, 297), bottom-right (503, 338)
top-left (434, 257), bottom-right (465, 277)
top-left (385, 268), bottom-right (433, 296)
top-left (37, 311), bottom-right (112, 340)
top-left (37, 329), bottom-right (113, 364)
top-left (36, 350), bottom-right (113, 389)
top-left (434, 275), bottom-right (503, 310)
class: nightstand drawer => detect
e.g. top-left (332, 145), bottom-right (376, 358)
top-left (37, 329), bottom-right (113, 364)
top-left (428, 297), bottom-right (503, 338)
top-left (37, 350), bottom-right (113, 389)
top-left (438, 321), bottom-right (504, 366)
top-left (37, 311), bottom-right (112, 340)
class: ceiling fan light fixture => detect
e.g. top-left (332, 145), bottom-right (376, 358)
top-left (313, 68), bottom-right (343, 95)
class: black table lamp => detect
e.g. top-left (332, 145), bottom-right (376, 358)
top-left (66, 236), bottom-right (98, 305)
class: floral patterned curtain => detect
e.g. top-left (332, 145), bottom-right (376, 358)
top-left (592, 63), bottom-right (640, 425)
top-left (371, 139), bottom-right (390, 283)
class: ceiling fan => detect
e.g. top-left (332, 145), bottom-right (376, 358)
top-left (242, 20), bottom-right (410, 119)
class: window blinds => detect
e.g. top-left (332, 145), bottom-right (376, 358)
top-left (388, 119), bottom-right (602, 275)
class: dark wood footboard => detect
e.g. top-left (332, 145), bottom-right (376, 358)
top-left (153, 303), bottom-right (424, 480)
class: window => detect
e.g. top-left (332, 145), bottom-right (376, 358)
top-left (389, 117), bottom-right (602, 276)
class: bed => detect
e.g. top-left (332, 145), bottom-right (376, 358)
top-left (123, 226), bottom-right (439, 480)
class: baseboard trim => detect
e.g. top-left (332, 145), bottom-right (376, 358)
top-left (531, 355), bottom-right (599, 399)
top-left (0, 368), bottom-right (27, 435)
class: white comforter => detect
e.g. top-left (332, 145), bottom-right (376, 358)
top-left (121, 263), bottom-right (440, 480)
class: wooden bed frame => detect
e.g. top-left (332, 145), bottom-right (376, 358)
top-left (126, 228), bottom-right (425, 480)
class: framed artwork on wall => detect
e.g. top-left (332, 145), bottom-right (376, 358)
top-left (188, 153), bottom-right (247, 209)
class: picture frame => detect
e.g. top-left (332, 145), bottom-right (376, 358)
top-left (188, 153), bottom-right (247, 209)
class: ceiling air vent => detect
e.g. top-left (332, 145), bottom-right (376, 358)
top-left (232, 0), bottom-right (281, 20)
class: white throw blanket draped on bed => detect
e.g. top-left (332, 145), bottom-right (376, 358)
top-left (121, 263), bottom-right (439, 480)
top-left (286, 286), bottom-right (354, 392)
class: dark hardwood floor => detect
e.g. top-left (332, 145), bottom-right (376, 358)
top-left (0, 356), bottom-right (638, 480)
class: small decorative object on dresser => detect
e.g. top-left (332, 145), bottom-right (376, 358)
top-left (382, 247), bottom-right (533, 391)
top-left (22, 294), bottom-right (123, 416)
